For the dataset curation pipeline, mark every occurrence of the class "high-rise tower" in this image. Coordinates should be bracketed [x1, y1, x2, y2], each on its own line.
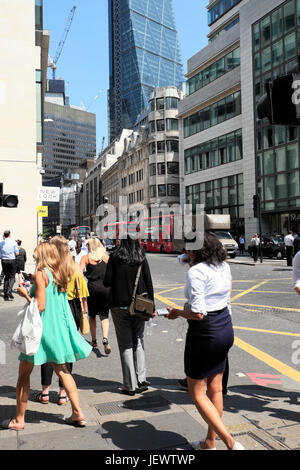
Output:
[108, 0, 183, 143]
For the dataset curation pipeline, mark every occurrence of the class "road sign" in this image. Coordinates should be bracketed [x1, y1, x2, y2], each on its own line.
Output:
[37, 186, 60, 202]
[37, 206, 48, 217]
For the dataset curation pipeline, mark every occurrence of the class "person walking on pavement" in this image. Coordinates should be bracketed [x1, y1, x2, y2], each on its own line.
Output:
[35, 236, 90, 406]
[15, 240, 27, 275]
[250, 233, 260, 262]
[166, 232, 244, 450]
[284, 231, 294, 267]
[103, 236, 155, 396]
[80, 238, 112, 355]
[239, 235, 245, 255]
[0, 230, 19, 301]
[1, 242, 92, 431]
[74, 241, 86, 265]
[69, 236, 76, 260]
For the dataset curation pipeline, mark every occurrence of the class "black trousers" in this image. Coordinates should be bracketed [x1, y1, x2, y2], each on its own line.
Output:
[1, 260, 16, 296]
[40, 298, 81, 389]
[286, 246, 294, 266]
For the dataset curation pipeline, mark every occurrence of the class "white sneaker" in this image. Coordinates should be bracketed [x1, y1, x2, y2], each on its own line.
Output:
[191, 441, 216, 450]
[231, 441, 245, 450]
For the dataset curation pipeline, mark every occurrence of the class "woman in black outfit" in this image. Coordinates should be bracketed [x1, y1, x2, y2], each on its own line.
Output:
[103, 237, 154, 396]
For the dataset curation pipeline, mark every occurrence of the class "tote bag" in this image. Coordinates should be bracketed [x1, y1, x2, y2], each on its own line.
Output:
[11, 298, 43, 356]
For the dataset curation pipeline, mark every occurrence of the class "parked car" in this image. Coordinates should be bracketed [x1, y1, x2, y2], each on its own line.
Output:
[248, 235, 286, 259]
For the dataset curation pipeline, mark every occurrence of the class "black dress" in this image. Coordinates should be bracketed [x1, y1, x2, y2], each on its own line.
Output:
[86, 261, 111, 319]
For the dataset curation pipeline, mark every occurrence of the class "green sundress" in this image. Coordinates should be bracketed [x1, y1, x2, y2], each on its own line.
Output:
[19, 268, 92, 365]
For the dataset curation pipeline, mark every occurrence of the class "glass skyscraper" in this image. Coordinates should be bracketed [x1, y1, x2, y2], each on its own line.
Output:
[108, 0, 183, 143]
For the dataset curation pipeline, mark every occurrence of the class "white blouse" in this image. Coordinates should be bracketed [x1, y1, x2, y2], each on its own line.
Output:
[184, 261, 232, 316]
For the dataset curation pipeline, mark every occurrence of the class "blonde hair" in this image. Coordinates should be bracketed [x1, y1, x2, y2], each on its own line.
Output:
[33, 242, 69, 292]
[87, 238, 107, 262]
[50, 235, 79, 281]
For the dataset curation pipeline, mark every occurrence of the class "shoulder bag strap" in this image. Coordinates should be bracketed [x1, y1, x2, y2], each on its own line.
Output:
[131, 265, 142, 304]
[74, 275, 84, 313]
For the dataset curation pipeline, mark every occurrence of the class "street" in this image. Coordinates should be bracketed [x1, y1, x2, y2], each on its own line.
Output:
[1, 253, 300, 451]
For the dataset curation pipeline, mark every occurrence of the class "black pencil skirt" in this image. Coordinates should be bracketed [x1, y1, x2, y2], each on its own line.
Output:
[184, 306, 234, 380]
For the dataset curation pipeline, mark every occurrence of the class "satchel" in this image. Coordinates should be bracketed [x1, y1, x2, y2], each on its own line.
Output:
[11, 298, 43, 356]
[75, 275, 90, 335]
[128, 265, 154, 321]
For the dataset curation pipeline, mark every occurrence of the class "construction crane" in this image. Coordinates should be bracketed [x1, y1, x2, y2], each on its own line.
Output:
[48, 6, 77, 80]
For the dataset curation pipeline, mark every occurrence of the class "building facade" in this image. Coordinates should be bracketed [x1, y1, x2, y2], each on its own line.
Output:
[179, 0, 300, 244]
[0, 0, 49, 257]
[108, 0, 184, 143]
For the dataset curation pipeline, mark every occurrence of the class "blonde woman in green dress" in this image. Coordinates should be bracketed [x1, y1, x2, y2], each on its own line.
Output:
[1, 242, 92, 431]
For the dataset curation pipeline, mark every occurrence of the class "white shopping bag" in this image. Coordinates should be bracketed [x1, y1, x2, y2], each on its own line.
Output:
[11, 299, 43, 356]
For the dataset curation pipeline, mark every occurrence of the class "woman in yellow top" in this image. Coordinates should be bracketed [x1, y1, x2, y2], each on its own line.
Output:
[35, 236, 90, 406]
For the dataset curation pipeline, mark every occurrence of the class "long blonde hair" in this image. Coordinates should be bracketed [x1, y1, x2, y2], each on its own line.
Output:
[87, 237, 108, 262]
[50, 235, 79, 281]
[33, 242, 69, 292]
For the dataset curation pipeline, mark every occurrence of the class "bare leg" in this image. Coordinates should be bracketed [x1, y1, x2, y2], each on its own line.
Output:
[203, 374, 224, 448]
[13, 360, 34, 428]
[101, 317, 109, 340]
[89, 317, 97, 343]
[187, 376, 235, 450]
[51, 363, 84, 421]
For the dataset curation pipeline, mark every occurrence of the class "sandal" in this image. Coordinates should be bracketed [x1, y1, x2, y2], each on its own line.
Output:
[35, 392, 49, 404]
[57, 396, 69, 406]
[65, 416, 87, 428]
[91, 340, 98, 349]
[1, 418, 25, 431]
[102, 338, 111, 355]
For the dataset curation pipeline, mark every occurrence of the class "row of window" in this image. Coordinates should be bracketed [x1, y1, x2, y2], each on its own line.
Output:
[149, 118, 179, 133]
[149, 162, 179, 176]
[121, 169, 144, 188]
[148, 140, 179, 155]
[208, 0, 241, 25]
[149, 96, 179, 112]
[209, 17, 240, 43]
[184, 129, 242, 175]
[129, 190, 144, 204]
[186, 47, 240, 96]
[150, 184, 180, 198]
[184, 91, 241, 138]
[186, 174, 244, 219]
[258, 171, 300, 211]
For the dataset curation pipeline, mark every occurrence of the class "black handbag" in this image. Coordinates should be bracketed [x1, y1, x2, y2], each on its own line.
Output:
[128, 265, 154, 321]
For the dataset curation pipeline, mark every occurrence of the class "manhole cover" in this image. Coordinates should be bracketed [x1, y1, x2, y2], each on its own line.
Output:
[95, 394, 170, 416]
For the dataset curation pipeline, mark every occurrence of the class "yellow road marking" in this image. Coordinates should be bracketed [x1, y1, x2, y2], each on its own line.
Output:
[156, 286, 185, 296]
[230, 280, 270, 302]
[233, 326, 300, 337]
[234, 337, 300, 384]
[154, 293, 182, 309]
[232, 302, 300, 312]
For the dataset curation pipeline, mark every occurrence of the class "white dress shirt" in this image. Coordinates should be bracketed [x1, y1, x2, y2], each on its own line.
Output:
[284, 234, 294, 247]
[184, 261, 232, 316]
[293, 251, 300, 288]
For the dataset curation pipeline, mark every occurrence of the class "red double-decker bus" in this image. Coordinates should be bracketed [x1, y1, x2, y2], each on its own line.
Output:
[70, 226, 91, 241]
[141, 214, 176, 253]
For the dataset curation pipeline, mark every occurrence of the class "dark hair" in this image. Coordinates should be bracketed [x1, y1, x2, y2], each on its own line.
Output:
[16, 240, 22, 246]
[191, 232, 227, 267]
[3, 230, 10, 238]
[112, 236, 145, 266]
[76, 241, 82, 253]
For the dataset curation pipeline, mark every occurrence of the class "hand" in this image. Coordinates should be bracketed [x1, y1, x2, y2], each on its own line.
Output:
[165, 307, 180, 320]
[17, 284, 30, 299]
[152, 311, 157, 317]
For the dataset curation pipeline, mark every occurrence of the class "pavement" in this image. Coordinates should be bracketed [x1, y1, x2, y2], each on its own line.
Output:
[0, 257, 300, 453]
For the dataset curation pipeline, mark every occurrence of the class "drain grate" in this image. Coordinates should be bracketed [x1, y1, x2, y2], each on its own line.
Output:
[95, 394, 170, 416]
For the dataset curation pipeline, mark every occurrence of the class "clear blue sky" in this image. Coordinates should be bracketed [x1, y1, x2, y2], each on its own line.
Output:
[43, 0, 209, 153]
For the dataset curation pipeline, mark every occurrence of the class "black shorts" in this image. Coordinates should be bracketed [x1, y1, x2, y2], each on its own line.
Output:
[87, 294, 110, 320]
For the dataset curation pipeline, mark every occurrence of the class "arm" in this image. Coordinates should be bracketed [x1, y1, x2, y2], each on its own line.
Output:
[142, 258, 154, 301]
[166, 308, 204, 321]
[17, 271, 47, 312]
[79, 254, 88, 273]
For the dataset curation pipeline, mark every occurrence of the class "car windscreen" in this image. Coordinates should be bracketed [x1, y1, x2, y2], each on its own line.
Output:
[213, 231, 233, 240]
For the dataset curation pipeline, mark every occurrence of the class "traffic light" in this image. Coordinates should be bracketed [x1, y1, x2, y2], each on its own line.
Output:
[257, 73, 300, 125]
[253, 195, 260, 218]
[0, 183, 19, 208]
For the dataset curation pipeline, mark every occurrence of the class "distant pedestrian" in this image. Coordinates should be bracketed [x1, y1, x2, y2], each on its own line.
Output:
[0, 230, 19, 301]
[15, 240, 27, 275]
[166, 232, 244, 450]
[80, 238, 112, 355]
[74, 241, 86, 265]
[69, 236, 76, 259]
[239, 235, 245, 255]
[284, 231, 294, 267]
[1, 242, 91, 431]
[103, 236, 155, 395]
[250, 233, 260, 262]
[81, 237, 89, 254]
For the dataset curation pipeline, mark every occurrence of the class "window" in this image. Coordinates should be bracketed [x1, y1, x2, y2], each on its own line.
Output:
[166, 119, 178, 131]
[150, 99, 155, 111]
[150, 185, 156, 197]
[166, 140, 179, 152]
[149, 121, 155, 133]
[35, 0, 43, 30]
[166, 97, 179, 109]
[157, 141, 165, 153]
[167, 162, 179, 174]
[157, 163, 166, 175]
[156, 120, 165, 132]
[167, 184, 179, 197]
[158, 184, 166, 197]
[156, 98, 164, 110]
[149, 164, 156, 176]
[149, 142, 156, 154]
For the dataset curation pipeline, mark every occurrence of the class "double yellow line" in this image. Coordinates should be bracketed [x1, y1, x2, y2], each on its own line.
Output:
[155, 279, 300, 385]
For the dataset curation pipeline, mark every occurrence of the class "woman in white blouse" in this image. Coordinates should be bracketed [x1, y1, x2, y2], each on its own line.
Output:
[166, 232, 244, 451]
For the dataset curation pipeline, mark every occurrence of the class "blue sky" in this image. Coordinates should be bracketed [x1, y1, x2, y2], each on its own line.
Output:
[43, 0, 209, 153]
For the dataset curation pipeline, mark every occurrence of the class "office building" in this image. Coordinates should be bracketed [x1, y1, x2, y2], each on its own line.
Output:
[179, 0, 300, 244]
[0, 0, 49, 257]
[108, 0, 184, 143]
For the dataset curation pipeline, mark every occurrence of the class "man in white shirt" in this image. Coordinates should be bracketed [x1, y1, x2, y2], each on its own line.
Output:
[0, 230, 19, 301]
[68, 237, 76, 259]
[284, 231, 294, 267]
[293, 250, 300, 296]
